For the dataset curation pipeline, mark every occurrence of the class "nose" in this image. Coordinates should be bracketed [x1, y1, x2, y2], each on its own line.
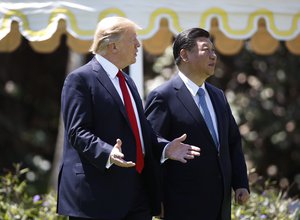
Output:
[135, 38, 141, 48]
[210, 50, 217, 59]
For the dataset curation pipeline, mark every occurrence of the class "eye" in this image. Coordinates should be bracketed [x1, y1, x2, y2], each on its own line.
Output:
[203, 47, 215, 54]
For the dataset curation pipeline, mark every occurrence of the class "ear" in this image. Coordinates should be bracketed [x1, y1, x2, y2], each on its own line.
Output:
[180, 49, 189, 62]
[108, 42, 118, 53]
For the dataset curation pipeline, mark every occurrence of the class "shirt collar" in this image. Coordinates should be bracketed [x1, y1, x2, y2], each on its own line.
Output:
[178, 71, 207, 97]
[95, 54, 119, 79]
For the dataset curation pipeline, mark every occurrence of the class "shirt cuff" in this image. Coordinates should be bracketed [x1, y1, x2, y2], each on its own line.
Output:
[160, 143, 169, 163]
[106, 154, 113, 169]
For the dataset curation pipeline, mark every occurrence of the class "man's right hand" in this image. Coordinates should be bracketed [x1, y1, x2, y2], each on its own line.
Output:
[110, 139, 136, 168]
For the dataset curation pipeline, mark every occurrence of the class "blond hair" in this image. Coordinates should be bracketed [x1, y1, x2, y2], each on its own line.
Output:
[89, 17, 141, 55]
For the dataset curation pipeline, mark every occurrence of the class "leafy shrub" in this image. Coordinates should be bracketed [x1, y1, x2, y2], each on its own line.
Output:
[0, 164, 66, 220]
[232, 191, 300, 219]
[1, 164, 299, 220]
[232, 179, 300, 220]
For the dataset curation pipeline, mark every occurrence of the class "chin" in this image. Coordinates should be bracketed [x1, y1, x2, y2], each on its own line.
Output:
[206, 72, 215, 78]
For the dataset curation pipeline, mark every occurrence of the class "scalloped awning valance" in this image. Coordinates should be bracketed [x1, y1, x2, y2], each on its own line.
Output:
[1, 0, 300, 55]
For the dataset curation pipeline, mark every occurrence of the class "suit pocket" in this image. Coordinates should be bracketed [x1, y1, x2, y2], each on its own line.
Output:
[73, 163, 84, 175]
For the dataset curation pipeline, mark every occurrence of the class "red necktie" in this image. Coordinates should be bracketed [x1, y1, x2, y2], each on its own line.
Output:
[117, 70, 144, 173]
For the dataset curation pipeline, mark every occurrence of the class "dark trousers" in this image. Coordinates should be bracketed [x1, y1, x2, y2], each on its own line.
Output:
[69, 200, 151, 220]
[69, 174, 151, 220]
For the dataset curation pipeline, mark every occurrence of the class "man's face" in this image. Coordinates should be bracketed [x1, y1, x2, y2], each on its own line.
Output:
[116, 27, 140, 68]
[185, 37, 217, 78]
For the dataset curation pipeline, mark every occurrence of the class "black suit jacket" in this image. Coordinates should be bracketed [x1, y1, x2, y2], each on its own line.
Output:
[57, 57, 166, 218]
[145, 75, 249, 220]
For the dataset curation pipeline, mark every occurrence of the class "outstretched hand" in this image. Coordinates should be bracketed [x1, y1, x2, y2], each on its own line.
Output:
[110, 139, 136, 168]
[166, 134, 201, 163]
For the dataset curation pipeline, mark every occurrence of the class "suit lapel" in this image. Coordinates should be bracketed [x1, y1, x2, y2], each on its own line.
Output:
[91, 58, 130, 125]
[173, 76, 213, 140]
[92, 61, 147, 150]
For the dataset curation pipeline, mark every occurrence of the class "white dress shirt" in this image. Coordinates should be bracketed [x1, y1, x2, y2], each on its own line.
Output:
[95, 55, 145, 168]
[161, 72, 220, 163]
[178, 71, 219, 141]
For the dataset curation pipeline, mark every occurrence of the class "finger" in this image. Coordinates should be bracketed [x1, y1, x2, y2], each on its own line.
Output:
[113, 157, 136, 167]
[184, 154, 195, 160]
[111, 145, 124, 158]
[237, 193, 245, 204]
[238, 197, 245, 204]
[190, 145, 201, 151]
[188, 150, 201, 156]
[112, 151, 124, 159]
[115, 138, 122, 149]
[240, 193, 249, 203]
[237, 195, 243, 204]
[120, 161, 136, 167]
[176, 133, 187, 142]
[178, 157, 187, 163]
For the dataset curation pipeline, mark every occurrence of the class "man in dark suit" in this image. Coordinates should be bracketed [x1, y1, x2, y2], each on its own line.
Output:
[145, 28, 250, 220]
[57, 17, 200, 220]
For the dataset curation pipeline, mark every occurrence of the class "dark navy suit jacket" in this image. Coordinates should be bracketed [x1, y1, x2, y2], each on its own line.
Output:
[57, 57, 166, 218]
[145, 75, 249, 220]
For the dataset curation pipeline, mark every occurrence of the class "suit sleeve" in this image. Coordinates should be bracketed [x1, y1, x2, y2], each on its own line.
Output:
[225, 98, 250, 192]
[61, 72, 113, 172]
[145, 90, 171, 157]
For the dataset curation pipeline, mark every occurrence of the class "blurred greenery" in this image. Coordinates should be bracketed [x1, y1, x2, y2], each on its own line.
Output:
[216, 42, 300, 197]
[0, 37, 68, 193]
[1, 165, 299, 220]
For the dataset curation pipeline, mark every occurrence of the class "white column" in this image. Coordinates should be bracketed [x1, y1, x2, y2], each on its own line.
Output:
[129, 44, 144, 100]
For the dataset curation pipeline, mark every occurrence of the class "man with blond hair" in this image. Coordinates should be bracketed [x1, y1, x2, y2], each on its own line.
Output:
[57, 17, 200, 220]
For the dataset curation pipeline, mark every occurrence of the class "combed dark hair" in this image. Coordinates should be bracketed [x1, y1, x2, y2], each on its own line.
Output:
[173, 28, 210, 65]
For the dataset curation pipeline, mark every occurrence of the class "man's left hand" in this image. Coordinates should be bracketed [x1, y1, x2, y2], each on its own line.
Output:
[166, 134, 201, 163]
[235, 188, 250, 205]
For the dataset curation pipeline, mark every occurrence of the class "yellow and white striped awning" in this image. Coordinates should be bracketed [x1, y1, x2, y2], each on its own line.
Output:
[1, 0, 300, 55]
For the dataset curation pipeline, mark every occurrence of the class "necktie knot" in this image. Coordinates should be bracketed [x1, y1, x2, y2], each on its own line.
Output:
[117, 70, 124, 79]
[197, 87, 205, 96]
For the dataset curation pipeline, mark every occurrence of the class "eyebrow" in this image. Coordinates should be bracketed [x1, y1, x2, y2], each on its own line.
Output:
[201, 43, 214, 48]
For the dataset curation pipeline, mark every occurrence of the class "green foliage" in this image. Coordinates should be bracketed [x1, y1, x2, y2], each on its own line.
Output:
[1, 165, 300, 220]
[232, 187, 300, 220]
[0, 164, 66, 220]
